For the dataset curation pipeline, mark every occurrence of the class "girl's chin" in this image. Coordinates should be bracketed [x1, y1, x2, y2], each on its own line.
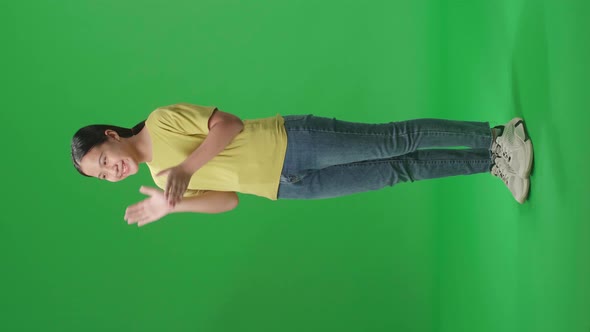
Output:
[124, 159, 138, 177]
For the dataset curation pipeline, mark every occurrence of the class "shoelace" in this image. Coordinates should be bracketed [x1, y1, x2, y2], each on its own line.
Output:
[491, 163, 509, 185]
[492, 139, 512, 162]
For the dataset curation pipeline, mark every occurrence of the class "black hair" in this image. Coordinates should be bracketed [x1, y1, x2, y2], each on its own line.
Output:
[71, 121, 146, 177]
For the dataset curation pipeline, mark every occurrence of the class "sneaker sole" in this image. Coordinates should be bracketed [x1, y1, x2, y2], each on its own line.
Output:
[516, 176, 530, 204]
[514, 119, 534, 178]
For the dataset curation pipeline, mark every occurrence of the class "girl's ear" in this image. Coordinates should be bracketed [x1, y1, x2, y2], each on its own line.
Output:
[104, 129, 120, 140]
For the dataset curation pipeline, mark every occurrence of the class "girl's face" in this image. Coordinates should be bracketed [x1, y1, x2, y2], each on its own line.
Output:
[79, 131, 139, 182]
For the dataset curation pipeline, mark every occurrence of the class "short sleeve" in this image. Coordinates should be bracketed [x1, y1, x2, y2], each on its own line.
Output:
[150, 174, 208, 198]
[183, 189, 210, 197]
[149, 103, 217, 135]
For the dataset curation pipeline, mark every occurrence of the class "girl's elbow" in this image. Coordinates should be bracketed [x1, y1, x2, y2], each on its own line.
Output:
[225, 192, 239, 212]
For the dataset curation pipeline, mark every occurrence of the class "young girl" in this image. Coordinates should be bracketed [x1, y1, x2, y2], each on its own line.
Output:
[71, 103, 534, 227]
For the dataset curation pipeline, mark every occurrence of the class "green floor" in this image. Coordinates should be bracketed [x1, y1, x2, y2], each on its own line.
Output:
[2, 0, 588, 331]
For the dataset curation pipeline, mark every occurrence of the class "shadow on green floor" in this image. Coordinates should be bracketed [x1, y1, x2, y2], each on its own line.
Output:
[511, 0, 570, 203]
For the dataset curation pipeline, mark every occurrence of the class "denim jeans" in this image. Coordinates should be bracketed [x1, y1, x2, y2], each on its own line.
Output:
[277, 114, 494, 200]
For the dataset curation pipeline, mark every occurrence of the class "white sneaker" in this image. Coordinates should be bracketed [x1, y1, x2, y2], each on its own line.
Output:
[491, 157, 530, 204]
[491, 117, 534, 178]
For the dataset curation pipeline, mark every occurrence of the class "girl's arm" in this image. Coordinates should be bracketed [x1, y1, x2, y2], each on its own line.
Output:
[181, 109, 244, 173]
[125, 188, 238, 227]
[158, 109, 244, 207]
[170, 191, 239, 214]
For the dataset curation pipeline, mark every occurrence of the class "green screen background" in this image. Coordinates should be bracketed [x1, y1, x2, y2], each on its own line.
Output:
[2, 0, 589, 331]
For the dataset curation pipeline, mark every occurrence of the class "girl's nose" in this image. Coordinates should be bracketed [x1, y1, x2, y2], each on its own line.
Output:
[109, 164, 119, 179]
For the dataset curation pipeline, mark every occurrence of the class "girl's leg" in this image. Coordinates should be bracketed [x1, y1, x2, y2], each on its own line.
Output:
[277, 148, 492, 200]
[282, 115, 494, 174]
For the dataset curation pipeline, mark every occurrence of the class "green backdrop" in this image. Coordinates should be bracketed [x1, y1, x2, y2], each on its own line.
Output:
[2, 0, 589, 331]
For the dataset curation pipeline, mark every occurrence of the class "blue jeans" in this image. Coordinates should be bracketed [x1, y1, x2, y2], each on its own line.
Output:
[277, 115, 494, 200]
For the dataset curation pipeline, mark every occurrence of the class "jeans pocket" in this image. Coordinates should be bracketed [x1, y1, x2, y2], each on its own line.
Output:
[280, 173, 299, 184]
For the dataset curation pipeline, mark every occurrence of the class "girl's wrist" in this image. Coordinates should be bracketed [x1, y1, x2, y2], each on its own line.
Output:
[179, 161, 197, 174]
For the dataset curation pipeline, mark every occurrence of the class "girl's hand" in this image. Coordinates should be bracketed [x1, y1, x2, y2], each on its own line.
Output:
[125, 186, 173, 227]
[156, 164, 194, 208]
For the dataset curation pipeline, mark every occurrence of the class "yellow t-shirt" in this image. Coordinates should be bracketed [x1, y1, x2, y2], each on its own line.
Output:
[144, 103, 288, 200]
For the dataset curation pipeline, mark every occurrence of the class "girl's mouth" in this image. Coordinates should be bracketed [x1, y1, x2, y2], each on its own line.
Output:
[121, 161, 127, 177]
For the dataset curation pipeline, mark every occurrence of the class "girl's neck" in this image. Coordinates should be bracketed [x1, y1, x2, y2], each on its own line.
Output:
[131, 126, 153, 163]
